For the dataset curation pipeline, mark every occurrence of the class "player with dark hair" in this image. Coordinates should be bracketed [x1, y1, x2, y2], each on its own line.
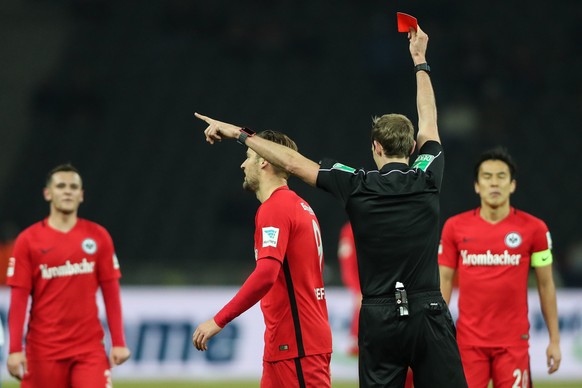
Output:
[195, 24, 467, 388]
[439, 147, 561, 387]
[6, 163, 131, 387]
[193, 131, 332, 388]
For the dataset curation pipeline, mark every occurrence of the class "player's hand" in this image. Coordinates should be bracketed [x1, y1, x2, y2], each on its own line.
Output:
[7, 352, 27, 381]
[546, 341, 561, 374]
[110, 346, 131, 366]
[408, 25, 428, 65]
[195, 112, 242, 144]
[192, 318, 223, 351]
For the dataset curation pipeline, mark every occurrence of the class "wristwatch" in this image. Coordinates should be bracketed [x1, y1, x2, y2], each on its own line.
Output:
[414, 63, 431, 74]
[237, 127, 256, 145]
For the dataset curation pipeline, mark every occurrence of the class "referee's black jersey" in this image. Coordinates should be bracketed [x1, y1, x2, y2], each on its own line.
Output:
[317, 141, 444, 297]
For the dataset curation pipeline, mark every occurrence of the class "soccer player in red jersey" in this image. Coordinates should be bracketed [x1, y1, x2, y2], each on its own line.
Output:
[192, 131, 332, 388]
[439, 148, 561, 388]
[6, 164, 131, 387]
[337, 222, 361, 357]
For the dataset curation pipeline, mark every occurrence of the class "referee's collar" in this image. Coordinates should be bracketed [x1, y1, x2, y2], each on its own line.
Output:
[379, 162, 410, 173]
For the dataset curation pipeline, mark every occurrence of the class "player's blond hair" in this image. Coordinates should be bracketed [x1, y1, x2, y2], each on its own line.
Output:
[257, 130, 298, 179]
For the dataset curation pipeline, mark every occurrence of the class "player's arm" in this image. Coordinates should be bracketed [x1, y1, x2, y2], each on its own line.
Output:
[193, 258, 281, 351]
[7, 286, 30, 380]
[534, 264, 561, 374]
[408, 26, 439, 149]
[195, 113, 320, 186]
[100, 279, 131, 366]
[438, 219, 458, 305]
[439, 265, 456, 305]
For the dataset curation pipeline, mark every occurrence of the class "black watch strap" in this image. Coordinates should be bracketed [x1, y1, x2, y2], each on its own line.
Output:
[414, 63, 431, 74]
[237, 127, 256, 145]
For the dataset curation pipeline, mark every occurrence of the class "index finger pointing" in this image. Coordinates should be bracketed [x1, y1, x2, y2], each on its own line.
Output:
[194, 112, 211, 123]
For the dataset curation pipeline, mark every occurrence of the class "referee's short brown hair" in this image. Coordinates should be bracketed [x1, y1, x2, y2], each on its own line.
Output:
[371, 114, 415, 158]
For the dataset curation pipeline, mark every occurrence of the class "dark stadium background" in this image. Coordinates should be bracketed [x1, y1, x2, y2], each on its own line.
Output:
[1, 0, 581, 287]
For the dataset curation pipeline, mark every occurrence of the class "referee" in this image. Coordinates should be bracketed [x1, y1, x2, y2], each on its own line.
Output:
[196, 24, 467, 387]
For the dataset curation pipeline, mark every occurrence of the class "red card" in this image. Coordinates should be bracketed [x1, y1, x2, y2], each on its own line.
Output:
[397, 12, 418, 33]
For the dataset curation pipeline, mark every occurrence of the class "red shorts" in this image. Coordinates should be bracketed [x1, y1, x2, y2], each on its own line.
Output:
[459, 345, 531, 388]
[23, 351, 111, 388]
[261, 353, 331, 388]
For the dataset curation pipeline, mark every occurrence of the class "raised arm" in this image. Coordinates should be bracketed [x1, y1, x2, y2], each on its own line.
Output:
[408, 26, 439, 149]
[195, 113, 320, 186]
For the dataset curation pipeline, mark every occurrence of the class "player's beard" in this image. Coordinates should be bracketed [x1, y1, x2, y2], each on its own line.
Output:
[242, 176, 259, 193]
[243, 179, 259, 193]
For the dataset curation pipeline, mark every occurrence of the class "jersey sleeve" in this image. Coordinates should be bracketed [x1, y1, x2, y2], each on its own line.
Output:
[6, 233, 33, 290]
[96, 227, 121, 281]
[438, 217, 459, 269]
[8, 286, 29, 353]
[530, 219, 553, 268]
[316, 159, 361, 205]
[411, 141, 444, 191]
[100, 279, 126, 346]
[214, 258, 281, 327]
[254, 201, 291, 263]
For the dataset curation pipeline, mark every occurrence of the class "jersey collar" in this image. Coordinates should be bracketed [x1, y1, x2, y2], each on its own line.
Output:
[379, 162, 409, 173]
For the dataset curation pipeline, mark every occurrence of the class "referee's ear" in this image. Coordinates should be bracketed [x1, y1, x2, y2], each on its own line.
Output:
[372, 140, 383, 157]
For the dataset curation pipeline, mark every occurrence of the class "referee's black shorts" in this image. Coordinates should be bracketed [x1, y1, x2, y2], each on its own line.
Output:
[359, 290, 468, 388]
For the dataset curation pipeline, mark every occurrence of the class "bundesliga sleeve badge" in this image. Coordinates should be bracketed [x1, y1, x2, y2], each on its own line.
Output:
[7, 257, 15, 277]
[262, 227, 280, 248]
